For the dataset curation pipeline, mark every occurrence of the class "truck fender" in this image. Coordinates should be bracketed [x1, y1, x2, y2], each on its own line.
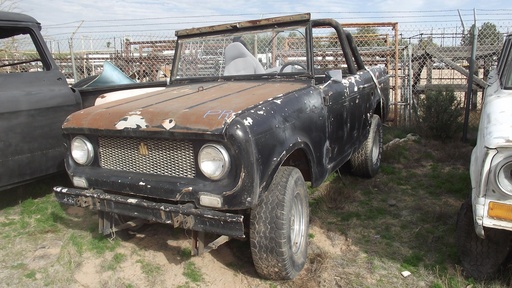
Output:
[258, 141, 314, 200]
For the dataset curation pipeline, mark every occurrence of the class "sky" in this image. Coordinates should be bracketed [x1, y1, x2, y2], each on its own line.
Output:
[6, 0, 512, 39]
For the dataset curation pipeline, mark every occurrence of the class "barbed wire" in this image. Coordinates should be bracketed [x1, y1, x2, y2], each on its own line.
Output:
[42, 9, 509, 38]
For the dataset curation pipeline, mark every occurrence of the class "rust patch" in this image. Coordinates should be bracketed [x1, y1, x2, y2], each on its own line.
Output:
[175, 13, 310, 37]
[63, 81, 308, 133]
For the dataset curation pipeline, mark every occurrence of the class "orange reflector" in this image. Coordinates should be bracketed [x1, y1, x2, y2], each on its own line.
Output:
[488, 202, 512, 221]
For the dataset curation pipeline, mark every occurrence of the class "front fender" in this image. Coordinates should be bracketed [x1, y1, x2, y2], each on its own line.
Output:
[471, 146, 497, 238]
[238, 87, 328, 201]
[223, 118, 260, 208]
[260, 141, 316, 195]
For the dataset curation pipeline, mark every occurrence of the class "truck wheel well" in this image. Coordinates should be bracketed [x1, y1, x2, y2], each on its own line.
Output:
[374, 100, 383, 119]
[282, 149, 312, 182]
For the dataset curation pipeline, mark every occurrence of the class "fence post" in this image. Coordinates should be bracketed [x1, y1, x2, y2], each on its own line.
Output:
[69, 38, 77, 83]
[68, 21, 84, 84]
[462, 9, 478, 142]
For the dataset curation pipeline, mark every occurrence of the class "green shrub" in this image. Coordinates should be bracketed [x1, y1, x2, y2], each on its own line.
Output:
[417, 89, 463, 141]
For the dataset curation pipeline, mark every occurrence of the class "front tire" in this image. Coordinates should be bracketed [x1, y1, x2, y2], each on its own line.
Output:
[250, 166, 309, 280]
[350, 114, 382, 178]
[456, 199, 512, 280]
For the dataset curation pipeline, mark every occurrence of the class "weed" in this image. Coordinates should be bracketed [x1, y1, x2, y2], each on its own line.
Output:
[402, 252, 425, 270]
[23, 270, 37, 280]
[179, 247, 192, 261]
[417, 89, 463, 141]
[67, 232, 86, 255]
[337, 211, 362, 222]
[379, 164, 398, 176]
[104, 252, 126, 271]
[382, 144, 410, 164]
[88, 234, 120, 255]
[64, 230, 120, 258]
[303, 245, 330, 283]
[136, 259, 162, 278]
[11, 262, 26, 269]
[1, 193, 68, 240]
[183, 261, 203, 283]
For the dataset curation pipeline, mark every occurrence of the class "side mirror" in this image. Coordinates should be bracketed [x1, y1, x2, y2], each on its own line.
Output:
[325, 70, 343, 82]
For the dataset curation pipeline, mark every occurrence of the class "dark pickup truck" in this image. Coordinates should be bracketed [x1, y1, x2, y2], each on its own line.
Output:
[0, 11, 166, 190]
[53, 13, 390, 280]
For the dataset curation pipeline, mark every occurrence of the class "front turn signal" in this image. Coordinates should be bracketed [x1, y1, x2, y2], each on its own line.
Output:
[488, 201, 512, 222]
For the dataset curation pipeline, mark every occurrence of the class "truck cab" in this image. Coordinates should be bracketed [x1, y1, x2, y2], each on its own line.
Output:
[0, 12, 168, 190]
[0, 12, 82, 189]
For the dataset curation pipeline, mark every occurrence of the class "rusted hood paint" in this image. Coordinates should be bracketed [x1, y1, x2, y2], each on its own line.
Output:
[63, 80, 308, 134]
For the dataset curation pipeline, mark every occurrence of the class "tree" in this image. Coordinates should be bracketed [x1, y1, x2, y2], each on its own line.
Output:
[461, 22, 503, 47]
[354, 27, 384, 47]
[356, 27, 379, 36]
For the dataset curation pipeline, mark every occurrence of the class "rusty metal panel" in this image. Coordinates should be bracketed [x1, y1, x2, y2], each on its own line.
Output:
[176, 13, 310, 37]
[63, 81, 307, 133]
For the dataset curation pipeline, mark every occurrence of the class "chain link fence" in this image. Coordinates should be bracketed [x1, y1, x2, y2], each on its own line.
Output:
[3, 17, 512, 132]
[397, 21, 508, 133]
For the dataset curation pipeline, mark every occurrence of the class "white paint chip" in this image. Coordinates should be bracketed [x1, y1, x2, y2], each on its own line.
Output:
[244, 117, 253, 126]
[115, 115, 149, 129]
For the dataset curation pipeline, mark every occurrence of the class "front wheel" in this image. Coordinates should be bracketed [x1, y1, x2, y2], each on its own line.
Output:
[250, 166, 309, 280]
[350, 114, 382, 178]
[456, 199, 512, 280]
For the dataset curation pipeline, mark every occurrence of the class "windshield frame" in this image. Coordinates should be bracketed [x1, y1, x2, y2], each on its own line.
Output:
[170, 21, 313, 83]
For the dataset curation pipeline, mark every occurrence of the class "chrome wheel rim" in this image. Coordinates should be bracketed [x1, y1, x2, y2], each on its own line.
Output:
[290, 191, 306, 254]
[371, 127, 381, 165]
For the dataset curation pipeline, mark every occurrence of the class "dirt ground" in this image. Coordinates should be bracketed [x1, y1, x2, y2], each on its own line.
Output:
[23, 206, 357, 288]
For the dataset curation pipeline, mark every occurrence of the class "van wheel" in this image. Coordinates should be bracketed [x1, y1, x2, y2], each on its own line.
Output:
[456, 199, 512, 280]
[250, 166, 309, 280]
[350, 114, 382, 178]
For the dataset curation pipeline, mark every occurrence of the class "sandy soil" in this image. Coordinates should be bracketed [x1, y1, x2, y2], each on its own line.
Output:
[23, 206, 355, 288]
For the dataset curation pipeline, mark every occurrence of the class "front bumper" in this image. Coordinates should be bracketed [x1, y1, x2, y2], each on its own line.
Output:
[53, 186, 245, 238]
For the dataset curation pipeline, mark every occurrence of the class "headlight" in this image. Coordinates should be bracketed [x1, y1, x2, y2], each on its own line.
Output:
[198, 143, 230, 180]
[70, 136, 94, 165]
[496, 160, 512, 195]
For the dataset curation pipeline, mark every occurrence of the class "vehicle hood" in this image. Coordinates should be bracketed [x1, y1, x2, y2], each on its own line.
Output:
[63, 80, 308, 134]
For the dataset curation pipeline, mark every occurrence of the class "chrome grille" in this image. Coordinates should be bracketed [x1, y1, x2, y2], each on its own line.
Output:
[98, 137, 196, 178]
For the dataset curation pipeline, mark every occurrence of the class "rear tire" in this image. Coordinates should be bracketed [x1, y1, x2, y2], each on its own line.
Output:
[250, 166, 309, 280]
[456, 199, 512, 280]
[350, 114, 382, 178]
